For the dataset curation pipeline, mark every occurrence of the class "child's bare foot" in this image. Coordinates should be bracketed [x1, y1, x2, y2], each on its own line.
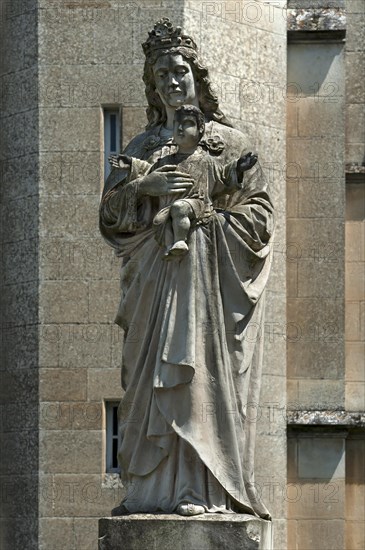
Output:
[163, 240, 189, 261]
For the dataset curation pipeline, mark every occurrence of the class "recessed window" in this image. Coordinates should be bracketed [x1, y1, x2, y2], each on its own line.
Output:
[103, 109, 121, 181]
[105, 401, 120, 473]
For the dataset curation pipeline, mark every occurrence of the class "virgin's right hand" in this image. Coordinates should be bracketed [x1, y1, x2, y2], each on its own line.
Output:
[138, 165, 194, 197]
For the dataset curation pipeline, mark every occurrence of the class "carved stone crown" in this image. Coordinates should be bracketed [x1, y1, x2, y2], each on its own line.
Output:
[142, 18, 197, 57]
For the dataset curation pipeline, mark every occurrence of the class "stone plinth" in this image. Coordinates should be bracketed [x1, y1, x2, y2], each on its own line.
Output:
[98, 514, 272, 550]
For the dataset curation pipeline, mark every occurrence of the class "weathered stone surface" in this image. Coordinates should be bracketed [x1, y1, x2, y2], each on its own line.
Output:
[288, 43, 345, 97]
[346, 482, 365, 521]
[346, 10, 365, 52]
[289, 479, 345, 520]
[40, 196, 100, 239]
[201, 20, 257, 82]
[346, 519, 365, 550]
[122, 107, 148, 150]
[0, 475, 39, 521]
[40, 368, 87, 402]
[2, 239, 38, 285]
[345, 222, 365, 263]
[287, 430, 348, 549]
[0, 324, 39, 371]
[0, 67, 38, 117]
[346, 184, 365, 220]
[346, 436, 365, 535]
[38, 7, 99, 66]
[298, 436, 345, 478]
[58, 323, 115, 369]
[42, 151, 102, 196]
[346, 343, 365, 381]
[39, 474, 125, 519]
[287, 409, 365, 427]
[40, 401, 103, 431]
[254, 436, 287, 519]
[98, 515, 273, 550]
[0, 153, 38, 202]
[296, 519, 345, 549]
[287, 218, 344, 261]
[0, 518, 38, 550]
[346, 382, 365, 411]
[346, 52, 365, 105]
[39, 107, 100, 152]
[287, 137, 344, 180]
[263, 338, 286, 377]
[298, 98, 344, 137]
[40, 281, 88, 323]
[287, 8, 346, 31]
[287, 297, 344, 380]
[0, 431, 38, 474]
[297, 379, 345, 410]
[258, 374, 287, 435]
[287, 261, 298, 297]
[346, 263, 365, 301]
[39, 518, 75, 550]
[287, 519, 297, 550]
[40, 430, 103, 474]
[74, 518, 99, 550]
[89, 281, 121, 323]
[288, 1, 345, 7]
[38, 238, 119, 282]
[346, 301, 363, 341]
[87, 368, 123, 401]
[1, 281, 38, 324]
[297, 258, 344, 298]
[346, 104, 365, 145]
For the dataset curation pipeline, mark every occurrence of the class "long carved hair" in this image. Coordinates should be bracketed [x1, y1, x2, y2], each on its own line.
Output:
[143, 46, 233, 129]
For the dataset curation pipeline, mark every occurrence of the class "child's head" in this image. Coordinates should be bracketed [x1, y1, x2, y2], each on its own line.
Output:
[173, 105, 205, 151]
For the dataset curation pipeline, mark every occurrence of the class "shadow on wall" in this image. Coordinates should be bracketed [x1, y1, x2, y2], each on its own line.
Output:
[288, 43, 344, 98]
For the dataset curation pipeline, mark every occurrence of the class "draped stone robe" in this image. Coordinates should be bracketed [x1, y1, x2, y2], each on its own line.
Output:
[99, 120, 274, 518]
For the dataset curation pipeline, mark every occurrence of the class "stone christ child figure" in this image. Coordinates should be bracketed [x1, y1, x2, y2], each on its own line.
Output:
[154, 104, 259, 259]
[100, 18, 274, 518]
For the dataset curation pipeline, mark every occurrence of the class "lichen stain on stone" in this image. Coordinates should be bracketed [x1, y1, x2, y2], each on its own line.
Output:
[287, 409, 365, 427]
[288, 8, 346, 31]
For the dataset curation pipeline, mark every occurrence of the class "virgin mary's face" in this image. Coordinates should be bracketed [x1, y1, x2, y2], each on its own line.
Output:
[153, 54, 199, 109]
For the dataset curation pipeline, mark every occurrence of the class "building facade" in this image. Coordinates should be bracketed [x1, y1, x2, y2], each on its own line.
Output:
[0, 1, 363, 548]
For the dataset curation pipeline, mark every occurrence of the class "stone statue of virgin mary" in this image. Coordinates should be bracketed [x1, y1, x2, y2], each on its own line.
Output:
[99, 18, 274, 519]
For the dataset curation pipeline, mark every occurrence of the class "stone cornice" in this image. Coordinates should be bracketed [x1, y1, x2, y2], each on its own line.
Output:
[287, 7, 346, 32]
[287, 410, 365, 428]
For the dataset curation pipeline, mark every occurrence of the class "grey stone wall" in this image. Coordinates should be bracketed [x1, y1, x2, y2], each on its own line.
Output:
[1, 1, 287, 548]
[288, 429, 347, 549]
[345, 0, 364, 412]
[1, 1, 361, 548]
[286, 37, 346, 409]
[286, 1, 365, 549]
[285, 32, 347, 546]
[345, 183, 365, 411]
[0, 1, 40, 548]
[37, 1, 128, 546]
[346, 0, 365, 172]
[344, 6, 365, 546]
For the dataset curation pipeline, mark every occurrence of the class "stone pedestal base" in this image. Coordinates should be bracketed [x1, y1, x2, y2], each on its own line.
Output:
[98, 514, 272, 550]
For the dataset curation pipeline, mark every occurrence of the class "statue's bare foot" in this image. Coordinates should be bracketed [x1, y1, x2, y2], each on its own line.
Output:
[164, 241, 189, 261]
[176, 503, 205, 516]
